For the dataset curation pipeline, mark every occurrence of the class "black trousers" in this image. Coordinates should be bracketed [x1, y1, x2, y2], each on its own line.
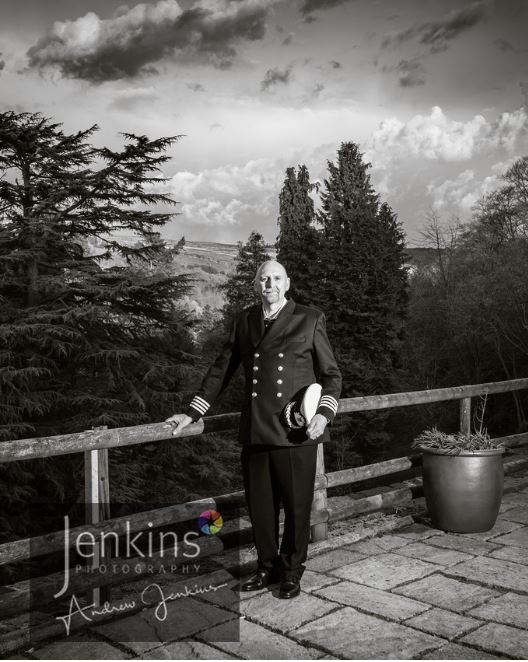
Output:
[241, 443, 318, 581]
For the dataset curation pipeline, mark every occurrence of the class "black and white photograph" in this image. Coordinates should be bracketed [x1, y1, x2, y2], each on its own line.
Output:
[1, 0, 528, 659]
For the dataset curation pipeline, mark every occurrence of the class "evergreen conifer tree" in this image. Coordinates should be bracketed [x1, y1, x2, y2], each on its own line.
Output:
[0, 111, 195, 441]
[276, 165, 320, 305]
[0, 111, 201, 532]
[315, 142, 408, 457]
[376, 202, 409, 368]
[221, 230, 270, 321]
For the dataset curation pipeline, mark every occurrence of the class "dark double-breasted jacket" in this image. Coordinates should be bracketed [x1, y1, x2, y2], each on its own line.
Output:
[186, 298, 342, 446]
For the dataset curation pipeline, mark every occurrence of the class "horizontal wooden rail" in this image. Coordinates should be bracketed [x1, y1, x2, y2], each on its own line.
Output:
[495, 431, 528, 449]
[336, 377, 528, 413]
[0, 414, 240, 464]
[1, 378, 527, 463]
[324, 455, 422, 489]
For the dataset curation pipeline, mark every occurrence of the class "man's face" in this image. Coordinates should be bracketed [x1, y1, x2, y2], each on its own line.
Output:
[255, 262, 290, 305]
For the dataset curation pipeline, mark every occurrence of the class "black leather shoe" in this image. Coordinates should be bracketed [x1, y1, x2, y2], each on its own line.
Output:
[279, 577, 301, 599]
[240, 569, 270, 592]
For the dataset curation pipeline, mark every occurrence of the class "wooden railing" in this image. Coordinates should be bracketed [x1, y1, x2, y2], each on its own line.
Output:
[1, 377, 528, 618]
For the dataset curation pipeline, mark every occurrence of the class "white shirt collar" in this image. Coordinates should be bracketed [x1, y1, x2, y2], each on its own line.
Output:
[262, 297, 287, 320]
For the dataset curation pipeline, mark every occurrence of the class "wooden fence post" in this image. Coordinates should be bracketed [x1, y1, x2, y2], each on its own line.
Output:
[460, 397, 472, 435]
[311, 442, 328, 542]
[84, 425, 110, 606]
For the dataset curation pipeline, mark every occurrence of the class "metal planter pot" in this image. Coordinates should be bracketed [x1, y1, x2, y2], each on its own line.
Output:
[420, 447, 505, 533]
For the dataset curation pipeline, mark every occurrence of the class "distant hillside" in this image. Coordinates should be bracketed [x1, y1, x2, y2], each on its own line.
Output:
[175, 243, 437, 311]
[81, 236, 435, 313]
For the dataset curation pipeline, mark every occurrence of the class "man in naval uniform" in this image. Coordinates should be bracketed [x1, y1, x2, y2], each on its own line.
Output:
[166, 260, 341, 599]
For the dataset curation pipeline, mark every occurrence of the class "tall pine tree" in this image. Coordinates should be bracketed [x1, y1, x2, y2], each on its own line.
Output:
[276, 165, 320, 305]
[376, 202, 409, 370]
[315, 142, 408, 457]
[0, 110, 195, 440]
[0, 111, 198, 531]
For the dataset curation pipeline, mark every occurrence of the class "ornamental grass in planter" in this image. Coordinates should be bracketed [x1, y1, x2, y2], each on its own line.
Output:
[412, 427, 505, 533]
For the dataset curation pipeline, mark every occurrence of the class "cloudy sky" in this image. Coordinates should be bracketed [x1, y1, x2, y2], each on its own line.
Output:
[1, 0, 527, 245]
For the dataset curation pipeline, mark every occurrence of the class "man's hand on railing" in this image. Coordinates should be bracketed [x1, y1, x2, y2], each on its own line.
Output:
[164, 413, 194, 437]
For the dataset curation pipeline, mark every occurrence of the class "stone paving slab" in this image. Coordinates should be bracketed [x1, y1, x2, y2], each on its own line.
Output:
[392, 541, 474, 566]
[445, 554, 528, 592]
[403, 607, 483, 640]
[140, 641, 236, 659]
[461, 622, 528, 659]
[193, 583, 244, 611]
[306, 548, 366, 572]
[422, 642, 500, 659]
[391, 523, 438, 541]
[423, 533, 502, 556]
[291, 606, 444, 659]
[488, 544, 528, 565]
[344, 535, 410, 555]
[455, 518, 524, 541]
[94, 598, 237, 655]
[306, 514, 414, 559]
[501, 492, 528, 507]
[499, 500, 517, 513]
[499, 505, 528, 524]
[491, 525, 528, 548]
[504, 475, 528, 492]
[300, 570, 341, 594]
[393, 573, 500, 612]
[192, 576, 265, 611]
[329, 552, 437, 590]
[198, 618, 324, 659]
[468, 592, 528, 630]
[240, 590, 336, 633]
[313, 579, 430, 621]
[31, 633, 129, 659]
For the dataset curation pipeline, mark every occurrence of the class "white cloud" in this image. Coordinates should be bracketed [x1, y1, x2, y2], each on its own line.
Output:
[368, 106, 528, 164]
[180, 198, 257, 226]
[427, 157, 520, 213]
[156, 108, 526, 243]
[165, 157, 285, 233]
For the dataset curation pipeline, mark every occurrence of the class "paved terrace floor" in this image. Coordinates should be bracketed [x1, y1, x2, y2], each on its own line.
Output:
[7, 467, 528, 661]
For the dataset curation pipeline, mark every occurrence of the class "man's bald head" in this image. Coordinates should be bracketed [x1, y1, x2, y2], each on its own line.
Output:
[254, 260, 290, 305]
[255, 260, 288, 282]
